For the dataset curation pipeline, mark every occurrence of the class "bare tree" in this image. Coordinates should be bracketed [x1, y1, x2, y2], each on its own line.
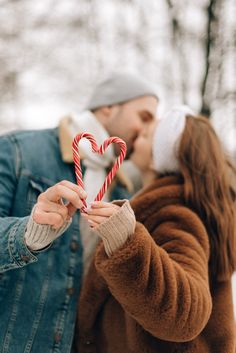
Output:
[200, 0, 218, 117]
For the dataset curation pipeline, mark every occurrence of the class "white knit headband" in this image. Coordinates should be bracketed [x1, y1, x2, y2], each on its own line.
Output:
[152, 105, 195, 174]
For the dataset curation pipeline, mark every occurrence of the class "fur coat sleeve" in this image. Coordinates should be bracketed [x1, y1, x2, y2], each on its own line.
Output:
[94, 203, 212, 342]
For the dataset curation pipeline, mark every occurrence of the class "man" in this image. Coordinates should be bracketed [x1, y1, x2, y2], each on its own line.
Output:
[0, 72, 158, 353]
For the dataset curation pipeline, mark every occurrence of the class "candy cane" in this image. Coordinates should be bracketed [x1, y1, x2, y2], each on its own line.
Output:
[72, 133, 127, 212]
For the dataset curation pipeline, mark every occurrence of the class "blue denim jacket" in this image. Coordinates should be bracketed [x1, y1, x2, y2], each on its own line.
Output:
[0, 128, 130, 353]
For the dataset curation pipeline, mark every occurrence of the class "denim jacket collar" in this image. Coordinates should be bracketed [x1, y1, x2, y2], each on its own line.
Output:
[59, 115, 80, 163]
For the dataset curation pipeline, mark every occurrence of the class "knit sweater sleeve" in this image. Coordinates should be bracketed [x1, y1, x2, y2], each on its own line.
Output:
[94, 204, 212, 342]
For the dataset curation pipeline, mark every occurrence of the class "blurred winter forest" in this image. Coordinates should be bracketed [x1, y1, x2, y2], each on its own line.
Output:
[0, 0, 235, 158]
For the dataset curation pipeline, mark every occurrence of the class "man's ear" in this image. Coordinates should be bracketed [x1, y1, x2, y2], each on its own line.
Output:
[99, 106, 112, 117]
[93, 106, 114, 126]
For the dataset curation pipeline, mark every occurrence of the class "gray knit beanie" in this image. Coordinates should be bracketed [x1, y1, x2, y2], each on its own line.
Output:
[85, 72, 159, 110]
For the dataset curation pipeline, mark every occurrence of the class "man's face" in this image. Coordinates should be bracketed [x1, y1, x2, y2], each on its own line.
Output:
[105, 96, 158, 157]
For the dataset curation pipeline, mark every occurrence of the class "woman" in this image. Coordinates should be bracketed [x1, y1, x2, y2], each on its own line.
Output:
[76, 106, 236, 353]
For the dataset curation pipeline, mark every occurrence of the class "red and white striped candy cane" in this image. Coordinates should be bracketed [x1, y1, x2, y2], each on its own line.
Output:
[72, 132, 127, 212]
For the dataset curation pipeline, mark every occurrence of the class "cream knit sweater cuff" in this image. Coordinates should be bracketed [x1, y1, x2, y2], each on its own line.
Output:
[24, 207, 72, 251]
[95, 200, 136, 257]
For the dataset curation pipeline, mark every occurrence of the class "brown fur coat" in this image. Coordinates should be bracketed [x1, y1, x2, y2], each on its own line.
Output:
[76, 176, 235, 353]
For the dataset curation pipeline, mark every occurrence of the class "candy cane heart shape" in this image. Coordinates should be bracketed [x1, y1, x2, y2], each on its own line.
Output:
[72, 132, 127, 212]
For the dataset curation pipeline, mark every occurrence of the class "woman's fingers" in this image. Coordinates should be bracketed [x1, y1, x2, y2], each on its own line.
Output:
[82, 202, 120, 228]
[85, 204, 119, 217]
[87, 219, 100, 228]
[82, 213, 108, 225]
[90, 201, 115, 209]
[88, 202, 120, 215]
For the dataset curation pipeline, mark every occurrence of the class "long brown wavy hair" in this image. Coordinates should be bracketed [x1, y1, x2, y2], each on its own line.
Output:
[178, 115, 236, 281]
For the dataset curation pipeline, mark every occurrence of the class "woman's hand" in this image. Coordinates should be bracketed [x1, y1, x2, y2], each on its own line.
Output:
[33, 180, 87, 229]
[81, 201, 120, 228]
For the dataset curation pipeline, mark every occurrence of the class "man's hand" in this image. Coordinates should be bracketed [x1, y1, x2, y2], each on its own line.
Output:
[33, 180, 87, 229]
[81, 201, 120, 228]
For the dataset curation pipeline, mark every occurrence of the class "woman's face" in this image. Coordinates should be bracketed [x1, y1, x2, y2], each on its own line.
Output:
[130, 120, 157, 172]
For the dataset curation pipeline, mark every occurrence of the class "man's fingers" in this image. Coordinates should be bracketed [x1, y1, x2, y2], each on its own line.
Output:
[66, 203, 77, 217]
[33, 208, 65, 229]
[32, 180, 87, 228]
[37, 200, 69, 221]
[39, 183, 85, 209]
[58, 180, 87, 199]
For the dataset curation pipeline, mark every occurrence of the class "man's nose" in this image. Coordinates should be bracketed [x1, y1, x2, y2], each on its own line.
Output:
[136, 121, 145, 133]
[140, 124, 149, 135]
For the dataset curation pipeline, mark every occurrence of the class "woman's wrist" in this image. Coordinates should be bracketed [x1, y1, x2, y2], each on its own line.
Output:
[95, 200, 136, 256]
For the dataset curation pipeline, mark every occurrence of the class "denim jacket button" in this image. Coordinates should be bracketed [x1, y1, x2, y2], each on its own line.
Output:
[21, 255, 30, 263]
[54, 333, 61, 343]
[67, 287, 75, 295]
[70, 241, 79, 251]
